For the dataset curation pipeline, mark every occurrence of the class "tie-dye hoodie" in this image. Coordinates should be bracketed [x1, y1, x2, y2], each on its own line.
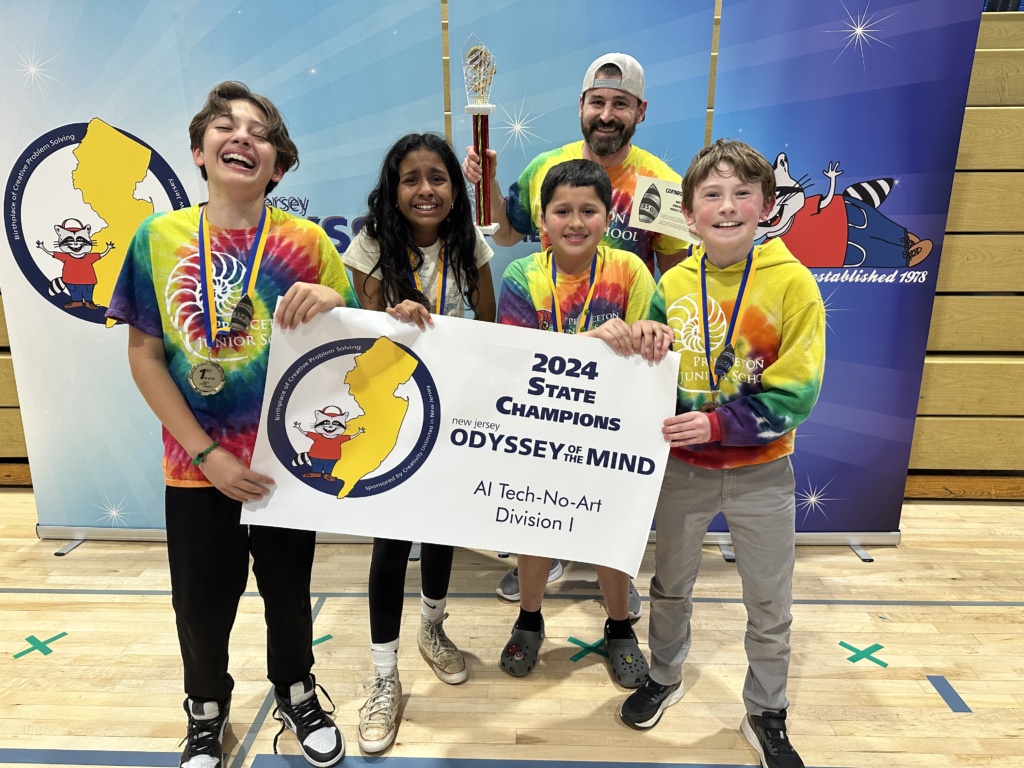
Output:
[497, 245, 654, 332]
[506, 141, 690, 273]
[107, 205, 357, 487]
[649, 238, 825, 470]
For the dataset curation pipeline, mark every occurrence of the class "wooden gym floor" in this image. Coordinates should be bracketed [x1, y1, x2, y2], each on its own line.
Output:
[0, 488, 1021, 768]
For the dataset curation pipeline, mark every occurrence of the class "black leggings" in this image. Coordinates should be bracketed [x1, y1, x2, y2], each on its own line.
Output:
[368, 538, 454, 643]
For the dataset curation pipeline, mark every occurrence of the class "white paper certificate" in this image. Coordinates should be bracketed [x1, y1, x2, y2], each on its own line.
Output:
[628, 176, 699, 244]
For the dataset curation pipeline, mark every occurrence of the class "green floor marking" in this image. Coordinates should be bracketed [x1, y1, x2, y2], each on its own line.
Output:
[312, 634, 332, 647]
[839, 640, 888, 667]
[568, 635, 609, 662]
[13, 632, 68, 659]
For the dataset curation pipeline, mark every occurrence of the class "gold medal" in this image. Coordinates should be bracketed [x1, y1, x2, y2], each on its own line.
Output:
[699, 400, 720, 413]
[188, 360, 226, 396]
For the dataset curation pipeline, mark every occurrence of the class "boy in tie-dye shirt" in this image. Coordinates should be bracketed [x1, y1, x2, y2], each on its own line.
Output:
[107, 81, 350, 768]
[619, 140, 824, 768]
[495, 158, 672, 691]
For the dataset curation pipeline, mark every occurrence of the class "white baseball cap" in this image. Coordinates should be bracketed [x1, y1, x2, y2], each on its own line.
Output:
[581, 53, 645, 101]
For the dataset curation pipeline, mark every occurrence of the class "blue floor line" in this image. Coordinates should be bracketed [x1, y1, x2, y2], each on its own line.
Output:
[250, 758, 775, 768]
[228, 596, 329, 768]
[0, 748, 178, 766]
[927, 674, 972, 713]
[0, 749, 790, 768]
[1, 586, 1022, 608]
[0, 752, 846, 768]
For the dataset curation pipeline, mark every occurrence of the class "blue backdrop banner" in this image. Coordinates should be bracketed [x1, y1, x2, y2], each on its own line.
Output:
[711, 0, 982, 534]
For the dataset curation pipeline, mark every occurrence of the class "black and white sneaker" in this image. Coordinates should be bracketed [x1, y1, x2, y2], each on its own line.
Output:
[179, 697, 229, 768]
[272, 675, 344, 767]
[618, 676, 683, 729]
[741, 709, 805, 768]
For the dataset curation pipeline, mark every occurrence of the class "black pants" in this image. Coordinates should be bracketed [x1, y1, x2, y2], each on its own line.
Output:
[166, 486, 316, 701]
[368, 538, 453, 643]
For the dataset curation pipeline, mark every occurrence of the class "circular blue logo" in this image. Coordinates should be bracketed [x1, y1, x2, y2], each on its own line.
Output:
[267, 338, 440, 497]
[5, 122, 189, 324]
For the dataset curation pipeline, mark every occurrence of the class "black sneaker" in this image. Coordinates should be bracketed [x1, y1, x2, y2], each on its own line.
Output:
[741, 709, 804, 768]
[179, 697, 229, 768]
[272, 675, 344, 767]
[618, 676, 683, 729]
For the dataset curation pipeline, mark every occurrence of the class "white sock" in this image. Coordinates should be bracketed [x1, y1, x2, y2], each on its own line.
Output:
[421, 592, 446, 623]
[370, 639, 399, 678]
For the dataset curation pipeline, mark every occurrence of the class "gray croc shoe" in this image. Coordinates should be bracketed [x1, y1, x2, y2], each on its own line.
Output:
[604, 626, 649, 688]
[500, 620, 544, 677]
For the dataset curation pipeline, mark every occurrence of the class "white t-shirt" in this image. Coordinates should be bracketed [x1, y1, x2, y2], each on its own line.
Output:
[343, 227, 493, 317]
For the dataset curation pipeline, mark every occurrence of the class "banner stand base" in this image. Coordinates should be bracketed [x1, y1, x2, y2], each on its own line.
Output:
[37, 525, 902, 548]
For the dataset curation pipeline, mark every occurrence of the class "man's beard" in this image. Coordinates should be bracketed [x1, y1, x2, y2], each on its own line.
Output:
[581, 116, 636, 157]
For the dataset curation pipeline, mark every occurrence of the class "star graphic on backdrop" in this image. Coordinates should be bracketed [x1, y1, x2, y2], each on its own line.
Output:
[12, 46, 59, 95]
[495, 96, 550, 157]
[796, 475, 839, 524]
[90, 493, 133, 527]
[821, 286, 849, 336]
[828, 0, 898, 71]
[306, 61, 322, 81]
[658, 145, 683, 170]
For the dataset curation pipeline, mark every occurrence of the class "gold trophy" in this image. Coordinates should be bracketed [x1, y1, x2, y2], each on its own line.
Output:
[463, 36, 499, 234]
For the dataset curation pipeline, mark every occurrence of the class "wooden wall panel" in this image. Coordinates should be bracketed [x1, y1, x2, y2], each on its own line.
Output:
[0, 462, 30, 484]
[0, 410, 26, 458]
[918, 356, 1024, 416]
[976, 12, 1024, 49]
[909, 417, 1023, 471]
[0, 297, 8, 348]
[926, 296, 1024, 352]
[967, 49, 1024, 107]
[946, 172, 1024, 232]
[937, 235, 1024, 292]
[904, 473, 1024, 500]
[956, 107, 1024, 170]
[0, 355, 18, 407]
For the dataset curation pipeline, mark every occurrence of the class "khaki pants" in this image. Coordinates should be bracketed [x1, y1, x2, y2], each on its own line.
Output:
[647, 455, 796, 715]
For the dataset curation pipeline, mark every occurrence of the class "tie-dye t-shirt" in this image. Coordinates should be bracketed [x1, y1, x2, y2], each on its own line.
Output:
[107, 205, 357, 487]
[650, 239, 825, 470]
[497, 246, 654, 333]
[506, 141, 691, 273]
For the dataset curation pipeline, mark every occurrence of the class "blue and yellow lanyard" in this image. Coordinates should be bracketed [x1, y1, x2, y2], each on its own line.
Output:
[198, 205, 269, 347]
[544, 248, 601, 334]
[699, 247, 757, 400]
[407, 240, 449, 314]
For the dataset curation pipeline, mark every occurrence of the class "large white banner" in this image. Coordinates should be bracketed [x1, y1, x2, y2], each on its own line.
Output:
[243, 309, 679, 576]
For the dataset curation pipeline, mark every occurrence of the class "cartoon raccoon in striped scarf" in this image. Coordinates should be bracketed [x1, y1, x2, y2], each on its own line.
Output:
[757, 153, 931, 269]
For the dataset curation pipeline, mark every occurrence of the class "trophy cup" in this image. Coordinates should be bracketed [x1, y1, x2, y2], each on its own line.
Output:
[463, 37, 499, 234]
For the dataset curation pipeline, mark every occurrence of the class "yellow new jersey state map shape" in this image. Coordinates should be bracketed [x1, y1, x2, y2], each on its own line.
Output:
[71, 118, 156, 324]
[332, 337, 420, 499]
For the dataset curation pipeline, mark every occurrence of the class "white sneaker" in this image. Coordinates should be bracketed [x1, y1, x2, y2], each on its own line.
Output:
[495, 560, 565, 601]
[417, 613, 467, 684]
[628, 581, 643, 621]
[358, 674, 402, 754]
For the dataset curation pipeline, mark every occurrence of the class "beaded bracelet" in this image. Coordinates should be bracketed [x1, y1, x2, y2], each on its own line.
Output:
[191, 441, 221, 467]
